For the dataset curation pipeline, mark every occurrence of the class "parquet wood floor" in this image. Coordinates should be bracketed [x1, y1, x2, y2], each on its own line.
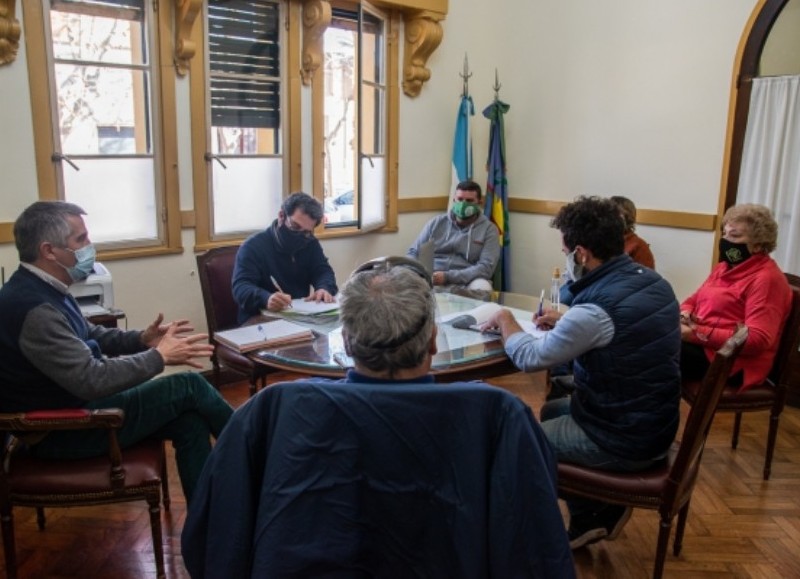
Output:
[2, 371, 799, 578]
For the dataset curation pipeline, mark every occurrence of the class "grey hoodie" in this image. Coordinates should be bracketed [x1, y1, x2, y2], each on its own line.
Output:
[408, 211, 501, 285]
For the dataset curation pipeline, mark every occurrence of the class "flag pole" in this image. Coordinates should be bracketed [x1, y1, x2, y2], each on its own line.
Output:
[460, 53, 472, 98]
[452, 53, 474, 190]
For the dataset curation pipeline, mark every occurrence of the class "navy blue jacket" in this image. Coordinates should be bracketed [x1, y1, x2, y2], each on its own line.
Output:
[232, 221, 338, 324]
[569, 255, 681, 460]
[182, 378, 575, 578]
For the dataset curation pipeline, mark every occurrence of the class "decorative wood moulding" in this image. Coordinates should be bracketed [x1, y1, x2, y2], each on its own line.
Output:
[0, 0, 21, 66]
[402, 10, 443, 97]
[174, 0, 202, 76]
[301, 0, 331, 85]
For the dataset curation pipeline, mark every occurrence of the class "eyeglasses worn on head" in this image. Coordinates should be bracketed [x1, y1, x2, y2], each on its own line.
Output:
[351, 256, 433, 288]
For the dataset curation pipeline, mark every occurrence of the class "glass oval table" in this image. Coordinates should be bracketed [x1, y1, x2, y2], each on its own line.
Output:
[246, 292, 543, 383]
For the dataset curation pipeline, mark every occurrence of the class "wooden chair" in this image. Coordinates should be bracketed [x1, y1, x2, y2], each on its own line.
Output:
[681, 273, 800, 480]
[557, 326, 749, 579]
[0, 408, 169, 579]
[196, 246, 268, 395]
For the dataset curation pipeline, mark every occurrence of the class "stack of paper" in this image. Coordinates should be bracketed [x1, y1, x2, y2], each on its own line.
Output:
[214, 320, 314, 353]
[286, 298, 339, 315]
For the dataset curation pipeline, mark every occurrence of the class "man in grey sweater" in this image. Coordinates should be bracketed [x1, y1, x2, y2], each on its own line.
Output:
[0, 201, 233, 502]
[407, 180, 500, 298]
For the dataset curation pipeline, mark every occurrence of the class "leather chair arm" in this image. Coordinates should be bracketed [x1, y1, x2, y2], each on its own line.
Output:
[0, 408, 125, 431]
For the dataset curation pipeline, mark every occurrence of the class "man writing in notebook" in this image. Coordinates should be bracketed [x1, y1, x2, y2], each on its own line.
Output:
[407, 180, 500, 299]
[233, 192, 338, 324]
[0, 201, 233, 503]
[482, 196, 681, 550]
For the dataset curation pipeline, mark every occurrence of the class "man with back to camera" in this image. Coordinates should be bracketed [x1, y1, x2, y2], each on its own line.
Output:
[232, 191, 338, 324]
[483, 195, 681, 549]
[183, 256, 576, 577]
[0, 201, 233, 502]
[407, 180, 500, 298]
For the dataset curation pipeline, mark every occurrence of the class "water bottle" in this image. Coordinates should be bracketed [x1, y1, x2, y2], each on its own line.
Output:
[550, 267, 561, 311]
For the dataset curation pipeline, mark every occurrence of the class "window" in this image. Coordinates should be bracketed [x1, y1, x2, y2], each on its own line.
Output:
[203, 0, 285, 238]
[24, 0, 180, 254]
[191, 0, 404, 247]
[320, 3, 387, 231]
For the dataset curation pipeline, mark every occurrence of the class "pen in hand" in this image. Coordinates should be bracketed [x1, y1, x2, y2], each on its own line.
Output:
[537, 289, 545, 317]
[269, 276, 293, 309]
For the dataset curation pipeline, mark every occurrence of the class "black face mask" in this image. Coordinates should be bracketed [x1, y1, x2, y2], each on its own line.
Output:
[279, 222, 312, 250]
[719, 238, 752, 266]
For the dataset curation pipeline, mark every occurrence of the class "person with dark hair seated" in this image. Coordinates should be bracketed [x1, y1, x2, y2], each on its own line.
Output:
[232, 191, 338, 323]
[483, 196, 681, 550]
[408, 179, 500, 299]
[183, 257, 575, 578]
[610, 195, 655, 269]
[680, 203, 791, 390]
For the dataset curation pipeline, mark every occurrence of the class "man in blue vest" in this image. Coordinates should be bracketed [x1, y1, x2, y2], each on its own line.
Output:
[0, 201, 233, 502]
[484, 196, 681, 549]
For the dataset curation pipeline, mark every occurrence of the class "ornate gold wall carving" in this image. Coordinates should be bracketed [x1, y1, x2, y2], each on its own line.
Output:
[0, 0, 21, 66]
[402, 10, 443, 97]
[301, 0, 331, 85]
[174, 0, 202, 76]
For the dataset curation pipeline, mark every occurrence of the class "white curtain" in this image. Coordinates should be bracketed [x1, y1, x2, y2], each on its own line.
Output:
[737, 75, 800, 275]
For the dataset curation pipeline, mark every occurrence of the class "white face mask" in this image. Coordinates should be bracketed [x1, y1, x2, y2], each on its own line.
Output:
[565, 249, 586, 282]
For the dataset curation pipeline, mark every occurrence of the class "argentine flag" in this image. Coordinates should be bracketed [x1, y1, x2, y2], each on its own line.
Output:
[451, 94, 474, 194]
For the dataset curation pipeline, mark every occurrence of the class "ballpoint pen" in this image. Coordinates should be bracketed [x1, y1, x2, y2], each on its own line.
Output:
[537, 289, 545, 317]
[270, 276, 293, 308]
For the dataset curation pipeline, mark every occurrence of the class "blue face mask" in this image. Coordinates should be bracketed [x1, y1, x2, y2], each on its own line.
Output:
[59, 243, 97, 282]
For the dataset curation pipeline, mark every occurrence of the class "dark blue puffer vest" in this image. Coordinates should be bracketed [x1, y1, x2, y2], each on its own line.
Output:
[569, 255, 681, 460]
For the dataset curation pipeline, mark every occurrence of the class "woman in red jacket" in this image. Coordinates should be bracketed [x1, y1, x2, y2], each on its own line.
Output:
[610, 195, 655, 269]
[680, 204, 791, 392]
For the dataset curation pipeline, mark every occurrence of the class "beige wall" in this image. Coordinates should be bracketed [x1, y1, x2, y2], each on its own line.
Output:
[0, 0, 762, 365]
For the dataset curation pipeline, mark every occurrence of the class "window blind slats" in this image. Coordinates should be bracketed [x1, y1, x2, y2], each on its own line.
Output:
[209, 0, 280, 129]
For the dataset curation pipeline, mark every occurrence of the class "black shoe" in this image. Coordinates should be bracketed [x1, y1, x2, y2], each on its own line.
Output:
[599, 505, 633, 541]
[547, 374, 576, 401]
[567, 505, 632, 549]
[567, 515, 608, 549]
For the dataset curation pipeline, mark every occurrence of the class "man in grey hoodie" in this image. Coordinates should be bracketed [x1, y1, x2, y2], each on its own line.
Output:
[407, 180, 500, 298]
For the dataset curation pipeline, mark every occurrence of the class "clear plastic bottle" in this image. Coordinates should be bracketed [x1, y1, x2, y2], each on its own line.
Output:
[550, 267, 561, 311]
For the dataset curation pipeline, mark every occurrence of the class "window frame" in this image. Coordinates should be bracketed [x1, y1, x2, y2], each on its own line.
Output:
[23, 0, 182, 259]
[192, 0, 399, 249]
[312, 0, 399, 237]
[191, 0, 290, 245]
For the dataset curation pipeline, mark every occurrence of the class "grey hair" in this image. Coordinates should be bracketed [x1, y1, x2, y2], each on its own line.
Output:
[339, 266, 436, 377]
[14, 201, 86, 263]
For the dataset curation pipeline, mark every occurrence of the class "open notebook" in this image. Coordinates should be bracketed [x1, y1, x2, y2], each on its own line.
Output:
[214, 320, 314, 353]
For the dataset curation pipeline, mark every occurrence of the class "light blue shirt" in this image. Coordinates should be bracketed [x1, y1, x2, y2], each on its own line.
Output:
[504, 303, 615, 371]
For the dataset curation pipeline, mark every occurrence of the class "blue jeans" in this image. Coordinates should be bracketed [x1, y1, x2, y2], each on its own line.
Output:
[32, 372, 233, 502]
[540, 397, 659, 519]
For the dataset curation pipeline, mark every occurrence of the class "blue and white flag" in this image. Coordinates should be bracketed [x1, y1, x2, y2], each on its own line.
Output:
[451, 94, 474, 193]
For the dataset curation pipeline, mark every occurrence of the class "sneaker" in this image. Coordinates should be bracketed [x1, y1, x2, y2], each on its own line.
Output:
[600, 505, 633, 541]
[567, 515, 608, 549]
